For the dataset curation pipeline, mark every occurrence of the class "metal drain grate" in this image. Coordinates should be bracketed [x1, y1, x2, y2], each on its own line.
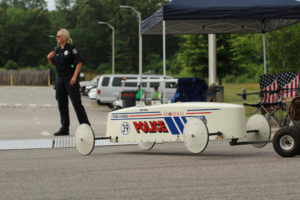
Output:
[0, 139, 53, 150]
[54, 138, 75, 148]
[0, 138, 136, 150]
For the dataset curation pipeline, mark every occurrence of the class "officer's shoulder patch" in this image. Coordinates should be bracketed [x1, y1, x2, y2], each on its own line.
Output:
[72, 48, 78, 54]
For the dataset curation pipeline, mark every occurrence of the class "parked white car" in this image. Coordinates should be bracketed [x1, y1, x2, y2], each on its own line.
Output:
[79, 75, 100, 96]
[88, 87, 97, 100]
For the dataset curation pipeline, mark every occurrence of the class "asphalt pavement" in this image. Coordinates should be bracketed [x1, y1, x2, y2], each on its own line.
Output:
[1, 142, 300, 200]
[0, 86, 110, 140]
[0, 86, 299, 200]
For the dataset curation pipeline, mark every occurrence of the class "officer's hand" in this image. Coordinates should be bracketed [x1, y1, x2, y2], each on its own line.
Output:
[70, 76, 77, 86]
[47, 51, 55, 59]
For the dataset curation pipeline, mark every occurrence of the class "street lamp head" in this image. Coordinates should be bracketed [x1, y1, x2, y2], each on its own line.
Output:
[97, 21, 114, 30]
[119, 5, 141, 17]
[97, 20, 115, 74]
[120, 5, 130, 9]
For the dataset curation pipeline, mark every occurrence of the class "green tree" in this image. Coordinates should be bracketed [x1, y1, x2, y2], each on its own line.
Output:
[0, 7, 6, 66]
[267, 24, 300, 73]
[1, 0, 46, 9]
[4, 7, 28, 66]
[20, 8, 52, 66]
[4, 60, 18, 69]
[23, 0, 47, 9]
[5, 0, 300, 81]
[230, 34, 264, 82]
[175, 35, 208, 77]
[55, 0, 75, 10]
[4, 7, 51, 67]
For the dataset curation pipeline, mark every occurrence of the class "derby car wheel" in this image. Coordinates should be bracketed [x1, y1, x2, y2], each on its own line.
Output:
[138, 142, 156, 150]
[246, 114, 271, 148]
[183, 118, 209, 153]
[273, 126, 299, 157]
[75, 124, 95, 155]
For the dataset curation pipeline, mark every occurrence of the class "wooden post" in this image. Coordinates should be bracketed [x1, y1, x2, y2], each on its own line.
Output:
[48, 74, 50, 86]
[10, 74, 13, 86]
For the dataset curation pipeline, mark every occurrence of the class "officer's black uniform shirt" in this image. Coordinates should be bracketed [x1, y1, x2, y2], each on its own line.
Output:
[51, 43, 82, 77]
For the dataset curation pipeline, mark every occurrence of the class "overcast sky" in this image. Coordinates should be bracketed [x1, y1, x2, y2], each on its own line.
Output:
[46, 0, 55, 10]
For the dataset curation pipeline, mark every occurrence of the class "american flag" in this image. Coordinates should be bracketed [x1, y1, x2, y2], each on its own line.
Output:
[278, 72, 300, 98]
[259, 74, 279, 104]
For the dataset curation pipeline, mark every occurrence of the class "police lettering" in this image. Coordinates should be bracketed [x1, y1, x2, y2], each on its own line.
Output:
[133, 121, 168, 133]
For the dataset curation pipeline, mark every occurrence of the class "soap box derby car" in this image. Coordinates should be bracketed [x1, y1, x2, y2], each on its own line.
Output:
[75, 102, 272, 155]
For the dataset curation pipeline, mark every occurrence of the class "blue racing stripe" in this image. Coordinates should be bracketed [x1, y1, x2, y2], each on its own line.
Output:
[164, 117, 180, 135]
[181, 116, 187, 124]
[174, 117, 184, 134]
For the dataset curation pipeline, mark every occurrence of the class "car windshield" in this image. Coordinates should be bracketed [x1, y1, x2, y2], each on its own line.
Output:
[91, 76, 99, 83]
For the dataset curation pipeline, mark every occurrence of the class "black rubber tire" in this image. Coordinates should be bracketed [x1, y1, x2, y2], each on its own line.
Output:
[273, 126, 299, 157]
[81, 86, 86, 95]
[291, 125, 300, 155]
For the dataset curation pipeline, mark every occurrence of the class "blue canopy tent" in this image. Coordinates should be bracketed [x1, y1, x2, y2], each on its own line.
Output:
[142, 0, 300, 34]
[141, 0, 300, 102]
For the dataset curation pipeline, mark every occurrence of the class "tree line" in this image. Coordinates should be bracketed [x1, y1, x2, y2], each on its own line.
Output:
[1, 0, 300, 83]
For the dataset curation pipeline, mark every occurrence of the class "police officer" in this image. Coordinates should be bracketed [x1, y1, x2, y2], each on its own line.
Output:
[47, 28, 90, 136]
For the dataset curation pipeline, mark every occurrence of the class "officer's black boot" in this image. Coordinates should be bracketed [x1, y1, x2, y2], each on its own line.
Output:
[54, 129, 69, 136]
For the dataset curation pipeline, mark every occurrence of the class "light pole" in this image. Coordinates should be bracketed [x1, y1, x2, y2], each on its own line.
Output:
[120, 5, 142, 81]
[49, 34, 58, 49]
[98, 21, 115, 75]
[48, 34, 57, 86]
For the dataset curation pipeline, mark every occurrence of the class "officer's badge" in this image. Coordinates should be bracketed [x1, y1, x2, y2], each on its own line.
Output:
[72, 48, 78, 54]
[64, 50, 69, 56]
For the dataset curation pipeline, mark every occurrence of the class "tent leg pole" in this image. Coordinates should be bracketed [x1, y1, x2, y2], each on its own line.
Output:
[208, 34, 217, 85]
[163, 20, 166, 104]
[263, 33, 267, 74]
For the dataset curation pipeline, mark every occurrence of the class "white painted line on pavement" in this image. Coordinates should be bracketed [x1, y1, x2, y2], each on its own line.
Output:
[0, 103, 8, 107]
[43, 104, 52, 108]
[40, 131, 51, 136]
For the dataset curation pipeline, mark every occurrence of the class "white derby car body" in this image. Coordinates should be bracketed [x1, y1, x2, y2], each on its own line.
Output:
[107, 102, 246, 142]
[76, 102, 271, 155]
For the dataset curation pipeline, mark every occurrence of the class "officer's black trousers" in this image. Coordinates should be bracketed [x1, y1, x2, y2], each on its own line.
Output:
[55, 75, 90, 132]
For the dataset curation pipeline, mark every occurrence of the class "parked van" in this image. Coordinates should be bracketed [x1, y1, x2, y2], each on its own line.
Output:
[96, 74, 177, 106]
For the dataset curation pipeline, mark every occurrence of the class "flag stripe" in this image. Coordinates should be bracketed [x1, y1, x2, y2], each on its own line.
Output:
[260, 72, 300, 105]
